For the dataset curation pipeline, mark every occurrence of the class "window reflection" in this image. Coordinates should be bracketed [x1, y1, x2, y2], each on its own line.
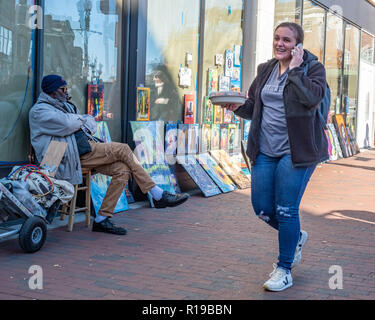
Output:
[343, 23, 360, 132]
[145, 0, 200, 122]
[361, 31, 375, 64]
[325, 12, 344, 115]
[274, 0, 302, 27]
[43, 0, 123, 142]
[302, 0, 325, 62]
[0, 0, 33, 162]
[201, 0, 244, 119]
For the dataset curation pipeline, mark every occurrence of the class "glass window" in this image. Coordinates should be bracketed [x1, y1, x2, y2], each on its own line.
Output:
[201, 0, 244, 121]
[43, 0, 123, 142]
[361, 31, 375, 64]
[324, 12, 344, 114]
[302, 0, 325, 62]
[274, 0, 302, 27]
[145, 0, 200, 122]
[342, 23, 360, 132]
[0, 0, 34, 162]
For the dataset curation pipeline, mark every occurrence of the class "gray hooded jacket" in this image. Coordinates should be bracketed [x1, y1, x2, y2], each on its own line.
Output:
[29, 92, 96, 185]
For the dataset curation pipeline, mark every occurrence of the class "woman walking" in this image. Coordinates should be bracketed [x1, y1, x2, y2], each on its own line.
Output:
[225, 22, 328, 291]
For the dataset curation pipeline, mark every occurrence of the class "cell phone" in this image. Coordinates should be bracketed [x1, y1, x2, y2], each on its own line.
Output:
[296, 43, 303, 49]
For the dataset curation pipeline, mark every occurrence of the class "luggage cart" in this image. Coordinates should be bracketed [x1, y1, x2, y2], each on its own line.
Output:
[0, 182, 47, 253]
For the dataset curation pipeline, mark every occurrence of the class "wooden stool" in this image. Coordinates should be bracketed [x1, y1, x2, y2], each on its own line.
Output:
[60, 168, 91, 232]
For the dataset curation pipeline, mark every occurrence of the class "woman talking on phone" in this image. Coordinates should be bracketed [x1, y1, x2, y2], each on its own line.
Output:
[225, 22, 328, 291]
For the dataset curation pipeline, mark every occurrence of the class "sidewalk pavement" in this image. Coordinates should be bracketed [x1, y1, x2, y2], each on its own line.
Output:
[0, 150, 375, 300]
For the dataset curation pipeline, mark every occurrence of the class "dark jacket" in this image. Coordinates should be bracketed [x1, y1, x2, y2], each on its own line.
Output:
[235, 49, 329, 167]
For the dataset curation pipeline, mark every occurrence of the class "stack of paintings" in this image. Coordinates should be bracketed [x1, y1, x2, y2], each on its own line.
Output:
[176, 155, 221, 197]
[195, 153, 237, 193]
[210, 149, 250, 189]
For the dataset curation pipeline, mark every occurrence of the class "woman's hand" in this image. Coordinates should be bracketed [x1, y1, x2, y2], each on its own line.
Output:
[222, 104, 241, 112]
[289, 45, 304, 70]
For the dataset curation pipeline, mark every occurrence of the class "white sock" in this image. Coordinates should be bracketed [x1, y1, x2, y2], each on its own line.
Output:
[95, 215, 107, 223]
[150, 186, 164, 201]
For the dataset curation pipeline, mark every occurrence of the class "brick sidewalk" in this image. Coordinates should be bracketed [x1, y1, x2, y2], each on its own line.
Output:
[1, 150, 375, 300]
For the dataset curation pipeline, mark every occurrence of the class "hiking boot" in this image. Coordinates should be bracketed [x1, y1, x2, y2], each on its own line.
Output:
[263, 264, 293, 292]
[92, 218, 127, 235]
[153, 191, 190, 209]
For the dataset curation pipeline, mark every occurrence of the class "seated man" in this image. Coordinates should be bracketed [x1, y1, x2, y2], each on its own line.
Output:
[29, 74, 189, 235]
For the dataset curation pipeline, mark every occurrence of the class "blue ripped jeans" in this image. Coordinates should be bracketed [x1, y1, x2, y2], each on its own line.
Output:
[251, 153, 316, 271]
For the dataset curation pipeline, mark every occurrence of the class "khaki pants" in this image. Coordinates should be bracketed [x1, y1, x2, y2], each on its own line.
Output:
[80, 141, 155, 217]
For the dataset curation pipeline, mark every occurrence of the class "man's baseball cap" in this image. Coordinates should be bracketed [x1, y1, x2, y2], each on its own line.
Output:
[41, 74, 67, 93]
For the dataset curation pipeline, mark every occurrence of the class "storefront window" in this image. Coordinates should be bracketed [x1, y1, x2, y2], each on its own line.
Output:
[274, 0, 302, 27]
[0, 0, 34, 162]
[361, 31, 375, 64]
[43, 0, 123, 142]
[342, 23, 360, 132]
[324, 12, 344, 114]
[145, 0, 200, 122]
[302, 0, 325, 62]
[201, 0, 244, 122]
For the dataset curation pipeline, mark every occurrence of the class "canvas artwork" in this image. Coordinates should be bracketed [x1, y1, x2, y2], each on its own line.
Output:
[232, 113, 240, 124]
[215, 53, 224, 66]
[325, 130, 334, 161]
[231, 67, 241, 91]
[225, 49, 234, 77]
[130, 121, 179, 194]
[177, 124, 199, 155]
[219, 75, 231, 92]
[207, 68, 218, 95]
[214, 105, 223, 124]
[91, 174, 129, 214]
[176, 155, 221, 197]
[228, 123, 240, 151]
[347, 126, 360, 154]
[195, 153, 237, 193]
[91, 121, 130, 214]
[204, 96, 214, 124]
[187, 124, 199, 154]
[220, 124, 229, 151]
[223, 108, 232, 124]
[243, 120, 251, 142]
[179, 67, 192, 87]
[241, 140, 252, 172]
[136, 87, 150, 121]
[211, 124, 221, 150]
[230, 152, 251, 179]
[325, 129, 338, 161]
[332, 114, 352, 158]
[184, 94, 195, 124]
[233, 45, 242, 67]
[200, 124, 211, 153]
[328, 123, 343, 159]
[165, 123, 178, 164]
[88, 84, 104, 121]
[210, 149, 251, 189]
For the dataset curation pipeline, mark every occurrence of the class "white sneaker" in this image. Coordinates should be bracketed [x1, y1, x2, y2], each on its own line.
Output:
[263, 263, 293, 292]
[291, 230, 308, 268]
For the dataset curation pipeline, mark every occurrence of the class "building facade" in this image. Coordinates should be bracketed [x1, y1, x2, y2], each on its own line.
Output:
[1, 0, 375, 172]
